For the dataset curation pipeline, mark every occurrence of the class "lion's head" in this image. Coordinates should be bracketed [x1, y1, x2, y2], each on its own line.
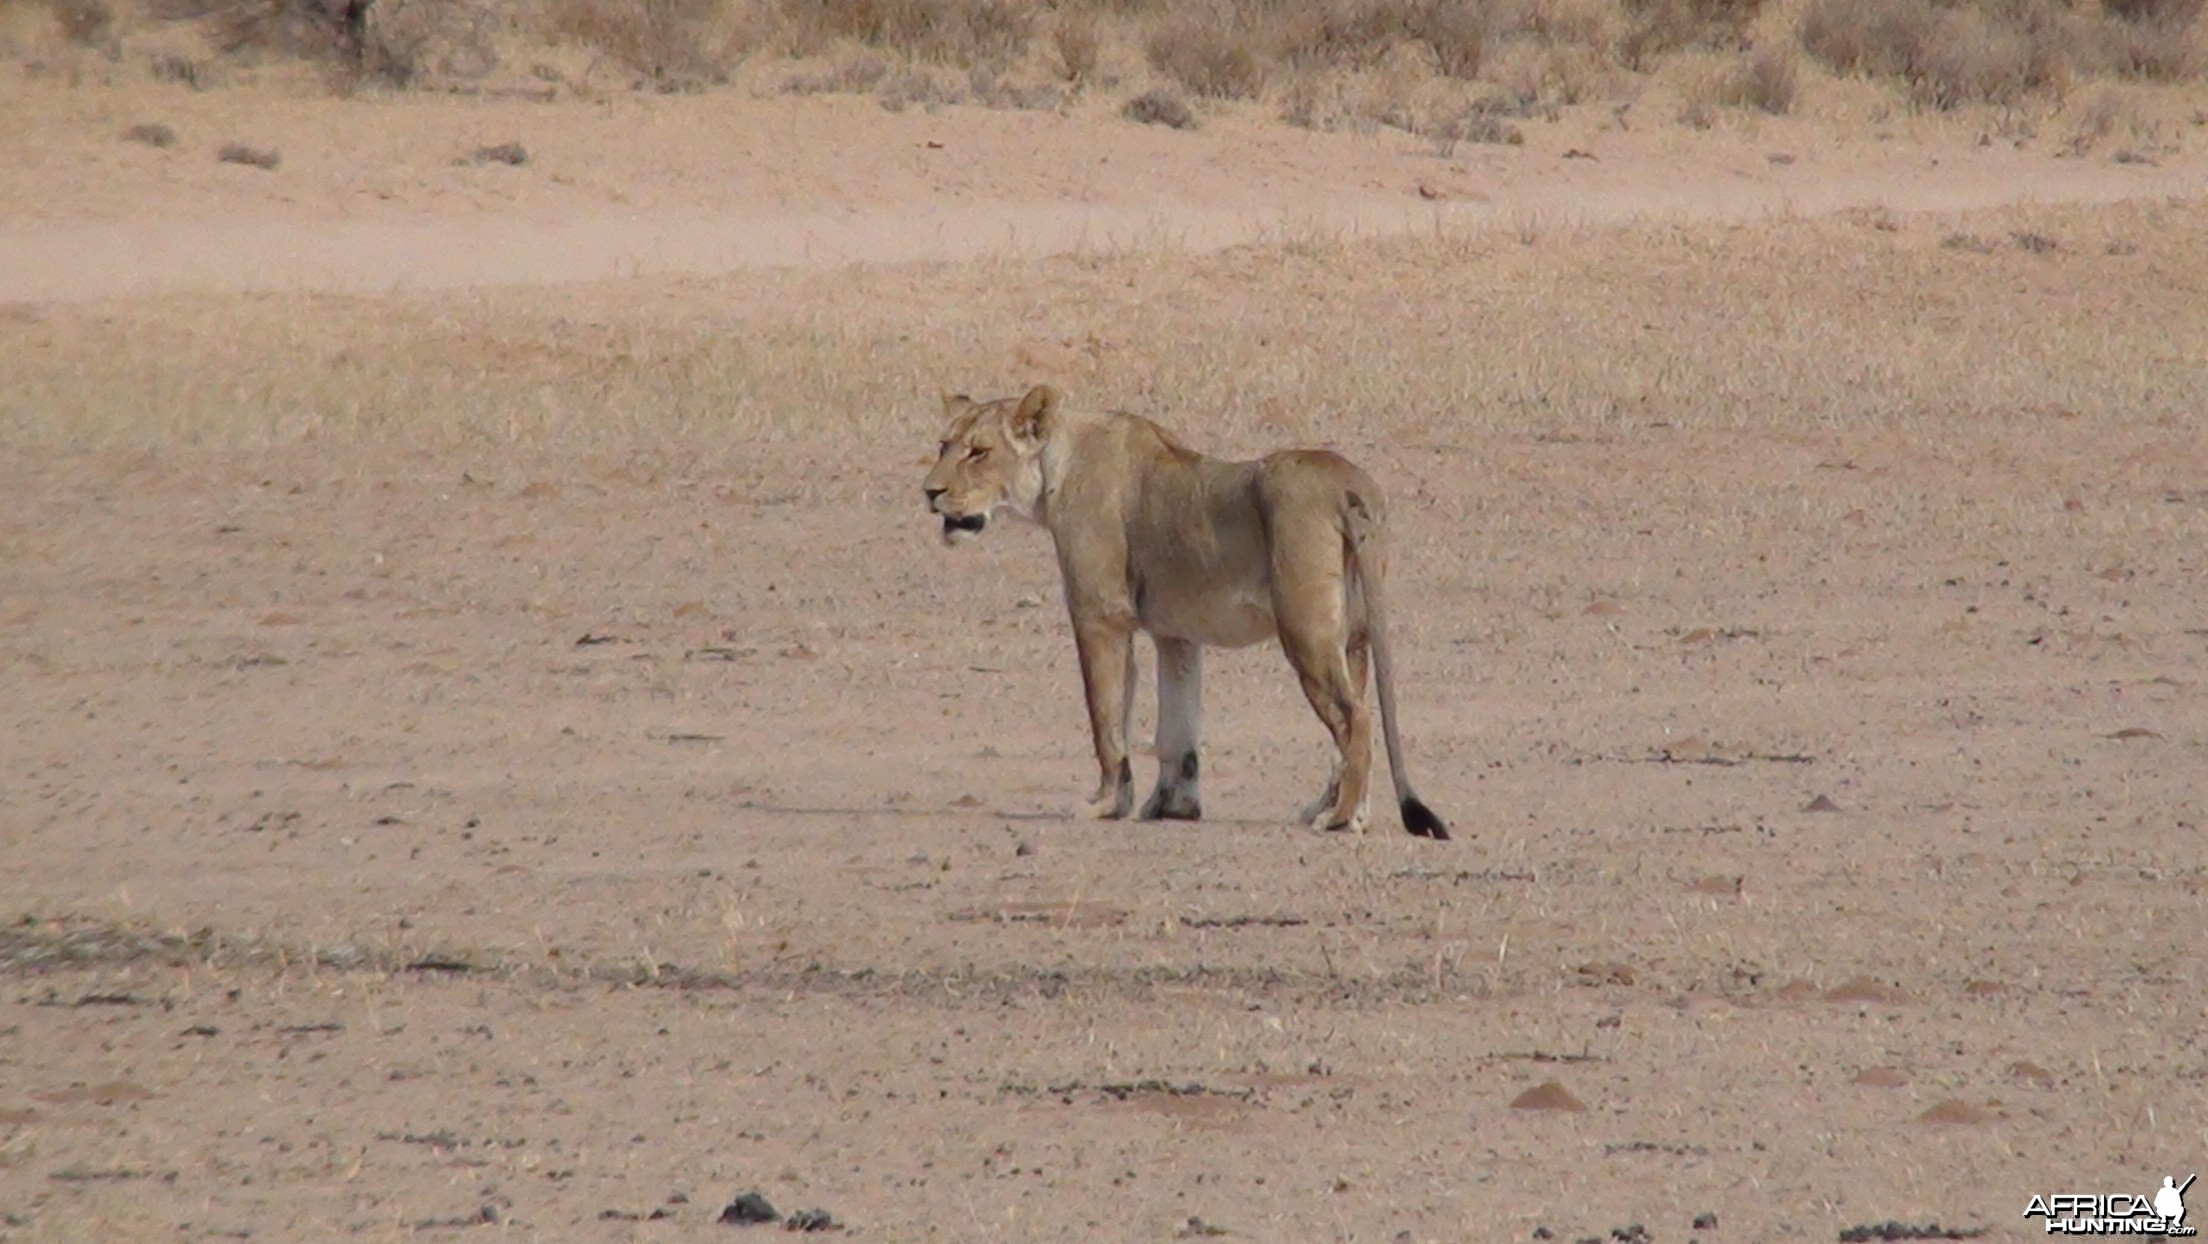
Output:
[921, 385, 1058, 546]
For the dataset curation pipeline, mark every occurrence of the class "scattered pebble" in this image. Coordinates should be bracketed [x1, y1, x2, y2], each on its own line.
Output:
[1123, 89, 1196, 130]
[1915, 1098, 1997, 1125]
[1838, 1221, 1989, 1242]
[216, 142, 280, 170]
[463, 141, 529, 166]
[720, 1191, 779, 1226]
[1510, 1080, 1587, 1112]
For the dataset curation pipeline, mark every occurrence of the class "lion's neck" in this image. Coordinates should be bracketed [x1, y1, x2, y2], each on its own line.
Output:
[1032, 410, 1104, 528]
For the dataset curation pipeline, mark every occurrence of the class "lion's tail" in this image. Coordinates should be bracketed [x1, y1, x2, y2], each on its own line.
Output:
[1342, 488, 1449, 841]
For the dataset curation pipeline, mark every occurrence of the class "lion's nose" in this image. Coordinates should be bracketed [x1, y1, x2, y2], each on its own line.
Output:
[923, 486, 946, 507]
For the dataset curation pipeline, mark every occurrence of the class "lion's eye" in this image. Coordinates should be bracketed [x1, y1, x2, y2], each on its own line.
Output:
[966, 446, 990, 461]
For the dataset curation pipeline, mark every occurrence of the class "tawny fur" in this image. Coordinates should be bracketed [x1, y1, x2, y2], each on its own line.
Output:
[922, 385, 1449, 839]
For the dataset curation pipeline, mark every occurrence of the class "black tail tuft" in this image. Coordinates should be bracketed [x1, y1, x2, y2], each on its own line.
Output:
[1401, 796, 1449, 841]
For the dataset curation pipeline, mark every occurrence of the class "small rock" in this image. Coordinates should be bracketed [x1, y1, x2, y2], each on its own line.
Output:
[1915, 1098, 1997, 1125]
[123, 123, 176, 147]
[465, 141, 529, 166]
[1823, 975, 1906, 1005]
[1510, 1080, 1587, 1112]
[1123, 89, 1196, 130]
[1694, 1211, 1719, 1230]
[216, 142, 280, 170]
[785, 1207, 840, 1232]
[720, 1192, 779, 1225]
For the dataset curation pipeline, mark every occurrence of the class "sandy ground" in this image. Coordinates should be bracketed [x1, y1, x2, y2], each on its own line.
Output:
[5, 73, 2208, 299]
[3, 66, 2208, 1244]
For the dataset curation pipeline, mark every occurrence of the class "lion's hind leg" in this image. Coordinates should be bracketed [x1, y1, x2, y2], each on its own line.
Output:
[1139, 637, 1204, 821]
[1270, 523, 1374, 834]
[1296, 638, 1372, 826]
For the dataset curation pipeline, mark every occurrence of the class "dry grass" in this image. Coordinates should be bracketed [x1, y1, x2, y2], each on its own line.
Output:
[131, 0, 497, 86]
[5, 199, 2204, 459]
[1722, 41, 1798, 112]
[84, 0, 2204, 122]
[1145, 6, 1270, 98]
[542, 0, 740, 88]
[1051, 8, 1101, 82]
[1797, 0, 2096, 109]
[776, 0, 1035, 68]
[45, 0, 114, 43]
[2097, 0, 2208, 79]
[1618, 0, 1766, 69]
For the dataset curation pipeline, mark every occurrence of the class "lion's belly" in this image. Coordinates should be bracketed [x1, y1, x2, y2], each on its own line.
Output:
[1138, 584, 1277, 648]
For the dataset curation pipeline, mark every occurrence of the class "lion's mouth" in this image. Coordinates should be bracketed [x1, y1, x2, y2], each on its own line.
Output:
[939, 513, 986, 545]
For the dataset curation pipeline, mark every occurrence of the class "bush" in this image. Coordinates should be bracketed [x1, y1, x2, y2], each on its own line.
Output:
[149, 0, 366, 62]
[1053, 11, 1101, 81]
[1621, 0, 1765, 68]
[147, 0, 495, 86]
[1273, 0, 1488, 79]
[1145, 8, 1268, 98]
[1799, 0, 2076, 109]
[778, 0, 1034, 68]
[47, 0, 113, 44]
[543, 0, 738, 87]
[1721, 42, 1798, 112]
[2096, 0, 2207, 80]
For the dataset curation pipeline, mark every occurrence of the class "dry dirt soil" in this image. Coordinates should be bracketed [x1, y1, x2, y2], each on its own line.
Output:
[3, 68, 2207, 1244]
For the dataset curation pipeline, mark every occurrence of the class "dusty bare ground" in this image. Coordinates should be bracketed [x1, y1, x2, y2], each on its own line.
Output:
[4, 74, 2208, 1244]
[6, 69, 2208, 300]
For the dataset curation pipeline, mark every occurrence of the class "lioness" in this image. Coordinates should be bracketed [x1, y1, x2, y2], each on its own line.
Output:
[922, 385, 1449, 839]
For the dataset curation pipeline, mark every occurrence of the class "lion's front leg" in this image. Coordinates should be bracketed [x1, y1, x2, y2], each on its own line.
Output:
[1073, 616, 1136, 819]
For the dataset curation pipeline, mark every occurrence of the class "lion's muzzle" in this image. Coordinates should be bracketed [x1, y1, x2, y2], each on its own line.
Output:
[940, 513, 986, 545]
[926, 485, 988, 544]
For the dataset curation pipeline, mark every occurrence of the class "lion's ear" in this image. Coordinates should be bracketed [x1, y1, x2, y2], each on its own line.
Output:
[1010, 385, 1061, 444]
[941, 392, 975, 419]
